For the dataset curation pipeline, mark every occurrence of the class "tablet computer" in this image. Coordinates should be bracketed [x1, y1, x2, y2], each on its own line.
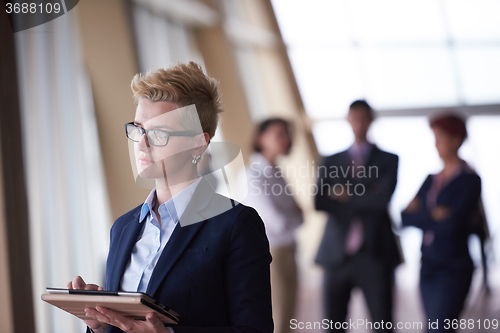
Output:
[41, 288, 179, 324]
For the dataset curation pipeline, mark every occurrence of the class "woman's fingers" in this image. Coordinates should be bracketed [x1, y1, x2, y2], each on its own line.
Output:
[72, 275, 86, 289]
[85, 283, 101, 291]
[95, 306, 136, 332]
[85, 306, 165, 333]
[83, 308, 109, 330]
[85, 308, 111, 326]
[66, 279, 106, 331]
[66, 276, 104, 291]
[87, 307, 167, 333]
[431, 206, 451, 221]
[66, 276, 85, 290]
[405, 197, 421, 213]
[146, 312, 164, 330]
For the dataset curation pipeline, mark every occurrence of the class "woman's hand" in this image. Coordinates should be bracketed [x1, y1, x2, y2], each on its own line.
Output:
[330, 190, 349, 203]
[404, 197, 421, 213]
[432, 205, 451, 222]
[84, 306, 169, 333]
[66, 276, 108, 333]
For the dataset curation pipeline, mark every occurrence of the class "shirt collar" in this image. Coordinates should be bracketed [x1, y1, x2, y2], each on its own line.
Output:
[139, 177, 203, 224]
[249, 153, 271, 167]
[249, 153, 280, 179]
[139, 189, 157, 223]
[348, 141, 373, 158]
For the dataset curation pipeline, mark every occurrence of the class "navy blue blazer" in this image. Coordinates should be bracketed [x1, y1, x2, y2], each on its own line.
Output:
[401, 167, 482, 271]
[315, 145, 402, 268]
[101, 177, 273, 333]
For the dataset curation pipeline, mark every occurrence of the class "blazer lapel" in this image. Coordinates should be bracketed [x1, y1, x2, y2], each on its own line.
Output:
[364, 145, 380, 167]
[337, 150, 353, 180]
[108, 209, 144, 291]
[145, 178, 216, 296]
[339, 150, 351, 168]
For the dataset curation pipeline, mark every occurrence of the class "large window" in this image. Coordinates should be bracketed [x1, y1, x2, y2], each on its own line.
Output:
[15, 12, 110, 333]
[272, 0, 500, 116]
[131, 1, 205, 73]
[272, 0, 500, 262]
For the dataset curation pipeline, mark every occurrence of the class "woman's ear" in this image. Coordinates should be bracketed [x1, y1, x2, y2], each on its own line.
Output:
[255, 133, 264, 152]
[202, 132, 210, 145]
[194, 132, 210, 155]
[452, 136, 463, 151]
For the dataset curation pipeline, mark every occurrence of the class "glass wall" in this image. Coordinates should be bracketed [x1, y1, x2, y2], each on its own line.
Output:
[272, 0, 500, 263]
[272, 0, 500, 116]
[15, 11, 110, 333]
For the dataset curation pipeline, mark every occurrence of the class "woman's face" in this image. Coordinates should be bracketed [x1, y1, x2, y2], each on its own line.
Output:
[133, 99, 203, 183]
[347, 107, 372, 142]
[433, 127, 462, 160]
[259, 122, 290, 157]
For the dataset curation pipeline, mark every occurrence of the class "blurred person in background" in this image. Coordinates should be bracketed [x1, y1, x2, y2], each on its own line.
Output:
[315, 100, 401, 332]
[402, 114, 483, 333]
[239, 118, 303, 333]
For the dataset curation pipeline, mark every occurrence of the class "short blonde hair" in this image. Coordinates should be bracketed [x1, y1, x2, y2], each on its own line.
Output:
[131, 62, 223, 138]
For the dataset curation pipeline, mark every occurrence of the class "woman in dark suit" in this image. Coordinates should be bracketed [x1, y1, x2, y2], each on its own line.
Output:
[402, 114, 482, 333]
[65, 62, 273, 333]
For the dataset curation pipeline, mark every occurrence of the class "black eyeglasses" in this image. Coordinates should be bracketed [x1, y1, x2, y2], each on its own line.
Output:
[125, 122, 202, 147]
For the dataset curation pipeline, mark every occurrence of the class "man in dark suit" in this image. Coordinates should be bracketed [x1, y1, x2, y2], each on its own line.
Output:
[67, 62, 273, 333]
[315, 100, 401, 332]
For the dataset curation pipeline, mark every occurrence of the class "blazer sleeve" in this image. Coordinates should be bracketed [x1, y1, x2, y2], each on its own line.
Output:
[401, 176, 433, 229]
[315, 154, 398, 219]
[245, 171, 302, 237]
[173, 207, 274, 333]
[422, 174, 481, 234]
[314, 156, 349, 220]
[347, 153, 398, 212]
[402, 174, 481, 233]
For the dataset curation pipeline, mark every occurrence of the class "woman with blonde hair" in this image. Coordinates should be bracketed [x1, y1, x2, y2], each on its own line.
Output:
[67, 62, 273, 333]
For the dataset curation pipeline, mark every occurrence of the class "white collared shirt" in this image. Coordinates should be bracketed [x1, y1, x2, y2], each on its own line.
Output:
[348, 141, 373, 166]
[120, 177, 202, 293]
[238, 153, 303, 248]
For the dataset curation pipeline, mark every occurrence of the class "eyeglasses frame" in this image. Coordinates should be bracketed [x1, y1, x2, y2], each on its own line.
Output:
[125, 122, 203, 147]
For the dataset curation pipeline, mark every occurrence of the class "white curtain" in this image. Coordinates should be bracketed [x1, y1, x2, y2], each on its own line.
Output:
[15, 11, 110, 333]
[131, 3, 204, 73]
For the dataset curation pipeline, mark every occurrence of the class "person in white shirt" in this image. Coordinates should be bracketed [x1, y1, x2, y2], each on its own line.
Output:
[240, 118, 303, 333]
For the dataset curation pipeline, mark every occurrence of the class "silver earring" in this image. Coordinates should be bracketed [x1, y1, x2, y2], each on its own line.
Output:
[192, 155, 201, 164]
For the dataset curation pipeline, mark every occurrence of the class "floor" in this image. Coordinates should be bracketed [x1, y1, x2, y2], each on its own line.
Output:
[293, 263, 500, 332]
